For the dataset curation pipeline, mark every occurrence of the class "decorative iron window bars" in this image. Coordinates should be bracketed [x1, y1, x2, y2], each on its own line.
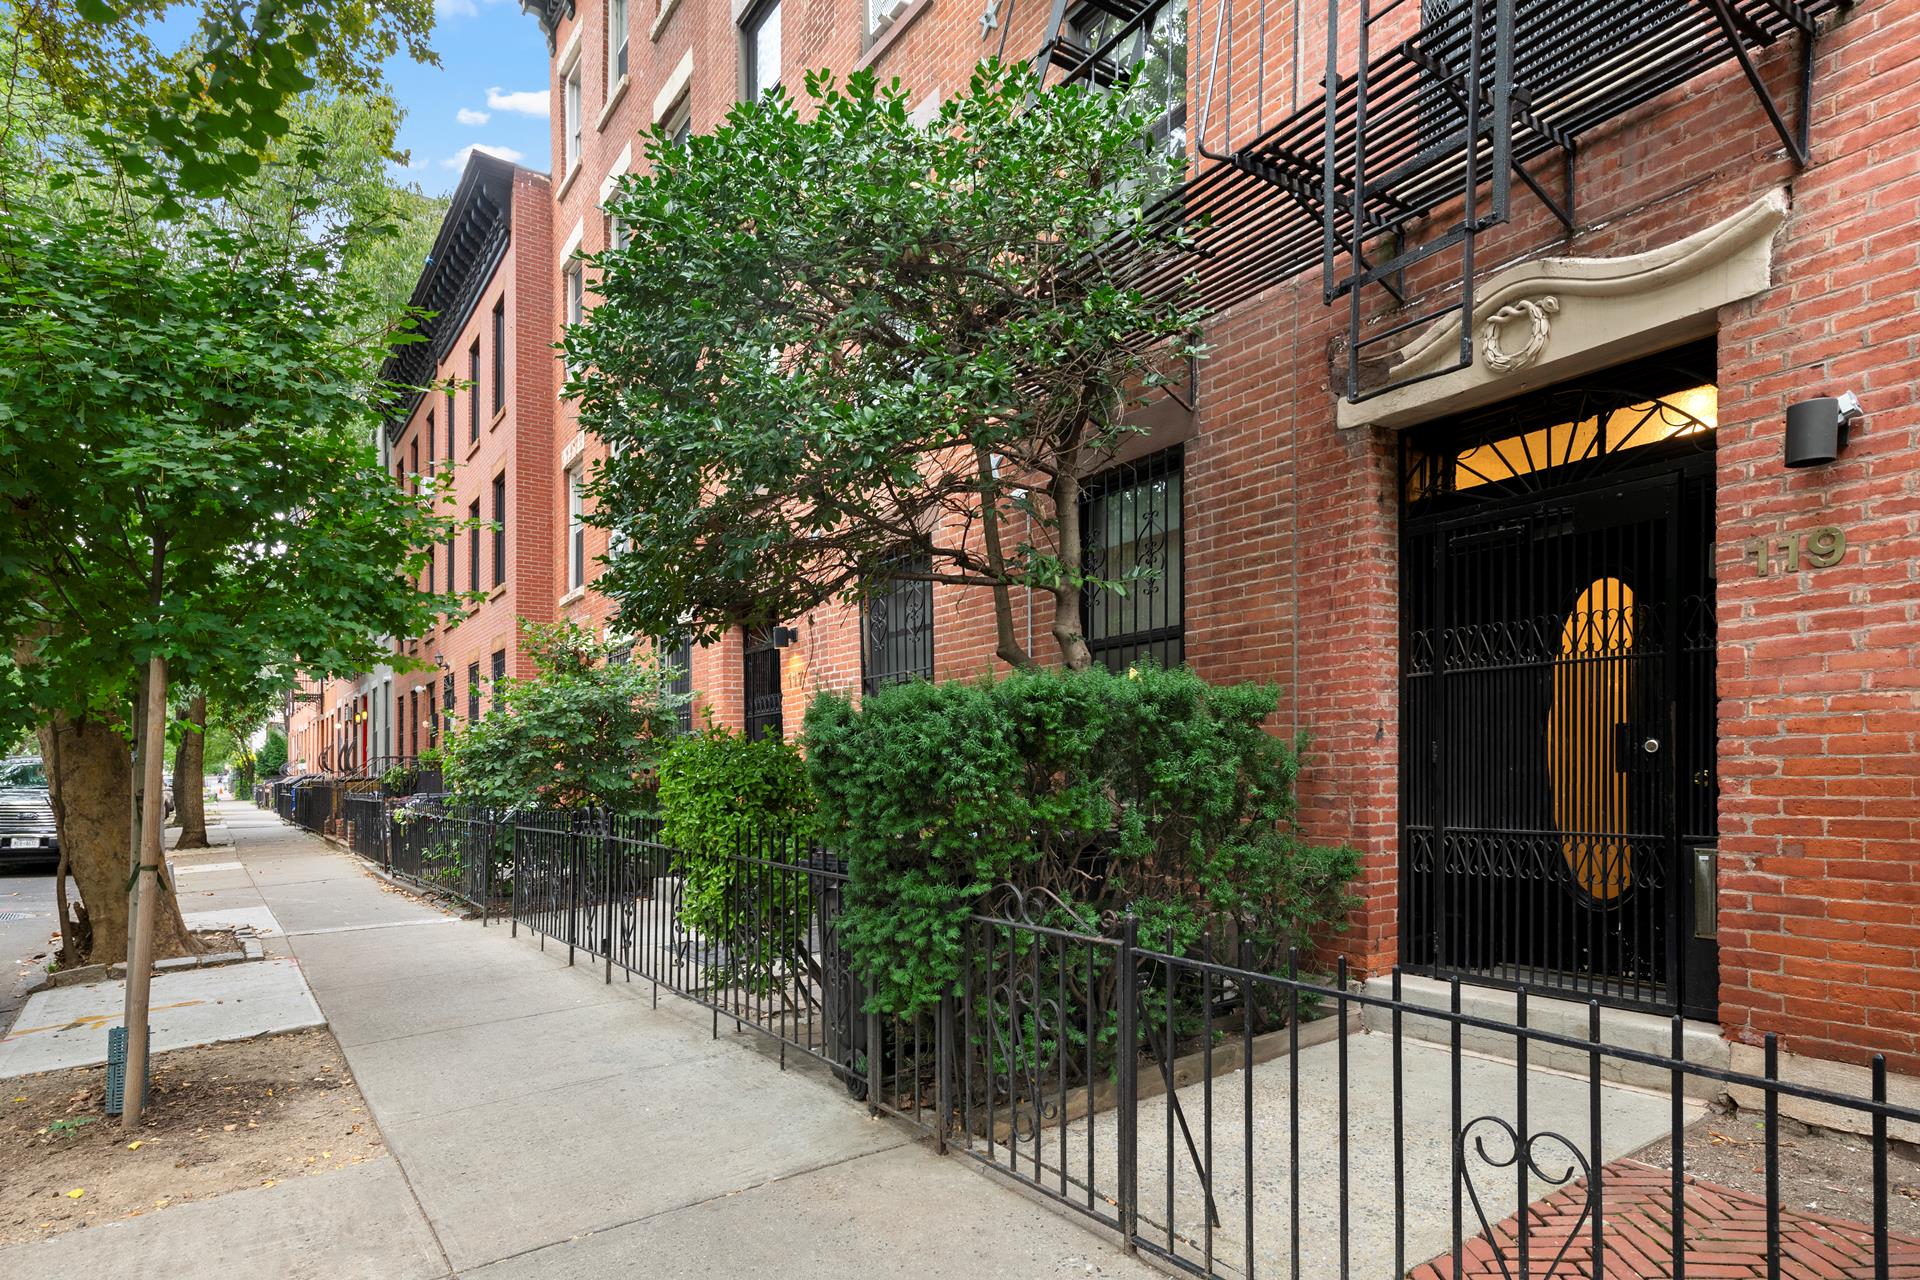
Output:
[861, 558, 935, 696]
[660, 634, 695, 733]
[1081, 447, 1185, 672]
[743, 627, 784, 740]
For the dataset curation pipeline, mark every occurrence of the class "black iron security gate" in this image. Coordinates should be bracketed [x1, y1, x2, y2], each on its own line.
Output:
[744, 627, 784, 740]
[1400, 350, 1720, 1017]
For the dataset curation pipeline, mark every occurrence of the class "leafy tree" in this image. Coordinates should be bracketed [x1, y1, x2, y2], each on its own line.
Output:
[255, 728, 289, 778]
[0, 186, 452, 965]
[567, 61, 1203, 671]
[439, 621, 688, 812]
[9, 0, 436, 205]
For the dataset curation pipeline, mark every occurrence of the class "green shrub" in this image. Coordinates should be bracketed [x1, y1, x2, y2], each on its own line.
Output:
[255, 728, 287, 777]
[656, 727, 815, 991]
[804, 665, 1359, 1017]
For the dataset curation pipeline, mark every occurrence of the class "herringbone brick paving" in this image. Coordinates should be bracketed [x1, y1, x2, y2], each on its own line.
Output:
[1409, 1158, 1920, 1279]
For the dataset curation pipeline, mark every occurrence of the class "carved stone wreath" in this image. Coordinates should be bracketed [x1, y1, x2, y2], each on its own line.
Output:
[1480, 295, 1560, 375]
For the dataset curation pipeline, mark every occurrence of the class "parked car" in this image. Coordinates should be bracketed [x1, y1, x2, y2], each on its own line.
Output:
[0, 756, 59, 870]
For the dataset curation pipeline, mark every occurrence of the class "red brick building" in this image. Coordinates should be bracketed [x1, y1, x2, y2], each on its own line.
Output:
[336, 0, 1920, 1081]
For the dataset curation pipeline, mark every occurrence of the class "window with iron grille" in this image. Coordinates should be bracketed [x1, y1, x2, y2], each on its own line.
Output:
[743, 628, 783, 740]
[861, 557, 932, 695]
[467, 662, 480, 721]
[1080, 447, 1184, 672]
[660, 633, 693, 732]
[491, 473, 506, 588]
[442, 671, 454, 728]
[491, 649, 507, 686]
[491, 298, 505, 416]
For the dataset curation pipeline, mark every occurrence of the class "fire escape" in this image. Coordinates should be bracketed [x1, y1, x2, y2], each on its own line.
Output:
[1015, 0, 1841, 402]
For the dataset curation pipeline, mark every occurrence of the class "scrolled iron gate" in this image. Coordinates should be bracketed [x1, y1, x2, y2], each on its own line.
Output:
[1399, 351, 1719, 1017]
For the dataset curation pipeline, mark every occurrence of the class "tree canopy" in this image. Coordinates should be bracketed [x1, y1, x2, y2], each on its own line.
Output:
[567, 60, 1204, 670]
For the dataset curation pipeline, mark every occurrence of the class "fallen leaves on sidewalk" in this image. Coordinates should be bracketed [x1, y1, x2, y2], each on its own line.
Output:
[0, 1028, 385, 1245]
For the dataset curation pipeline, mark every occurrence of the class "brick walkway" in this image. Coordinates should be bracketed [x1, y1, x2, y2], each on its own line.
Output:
[1410, 1158, 1920, 1279]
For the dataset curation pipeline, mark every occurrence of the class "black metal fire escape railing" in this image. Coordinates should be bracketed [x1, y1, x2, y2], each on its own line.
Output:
[1026, 0, 1840, 404]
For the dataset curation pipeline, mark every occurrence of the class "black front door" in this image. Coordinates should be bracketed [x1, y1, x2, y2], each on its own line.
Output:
[1399, 355, 1719, 1018]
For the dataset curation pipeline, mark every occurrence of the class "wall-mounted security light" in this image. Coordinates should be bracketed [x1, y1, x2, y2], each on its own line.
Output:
[1784, 392, 1863, 468]
[771, 626, 800, 648]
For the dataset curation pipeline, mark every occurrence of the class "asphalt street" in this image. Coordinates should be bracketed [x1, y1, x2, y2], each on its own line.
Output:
[0, 866, 61, 1037]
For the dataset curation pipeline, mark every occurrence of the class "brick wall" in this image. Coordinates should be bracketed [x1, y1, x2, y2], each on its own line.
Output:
[419, 0, 1920, 1067]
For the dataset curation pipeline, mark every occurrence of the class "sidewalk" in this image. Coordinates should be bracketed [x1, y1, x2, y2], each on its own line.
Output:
[0, 802, 1154, 1279]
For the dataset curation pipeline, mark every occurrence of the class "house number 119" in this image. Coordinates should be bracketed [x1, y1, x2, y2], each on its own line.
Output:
[1742, 525, 1847, 577]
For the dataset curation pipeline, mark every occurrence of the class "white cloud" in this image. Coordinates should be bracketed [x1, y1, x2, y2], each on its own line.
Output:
[456, 107, 492, 126]
[486, 86, 551, 119]
[444, 143, 526, 170]
[436, 0, 477, 16]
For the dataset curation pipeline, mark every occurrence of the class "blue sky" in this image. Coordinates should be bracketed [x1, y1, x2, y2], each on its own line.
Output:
[386, 0, 555, 195]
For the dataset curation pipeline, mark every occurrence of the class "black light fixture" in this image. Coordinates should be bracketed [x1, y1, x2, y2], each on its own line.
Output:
[1784, 392, 1863, 468]
[771, 626, 800, 648]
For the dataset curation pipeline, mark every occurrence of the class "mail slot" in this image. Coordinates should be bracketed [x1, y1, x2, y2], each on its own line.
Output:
[1692, 847, 1719, 939]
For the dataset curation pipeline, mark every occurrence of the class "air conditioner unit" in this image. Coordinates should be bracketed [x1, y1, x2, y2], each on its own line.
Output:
[869, 0, 908, 33]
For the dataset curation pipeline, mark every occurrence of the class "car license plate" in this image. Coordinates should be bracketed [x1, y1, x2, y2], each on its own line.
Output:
[1, 837, 19, 848]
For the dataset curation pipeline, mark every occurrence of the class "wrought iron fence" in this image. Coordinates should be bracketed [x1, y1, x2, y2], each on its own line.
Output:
[261, 795, 1920, 1277]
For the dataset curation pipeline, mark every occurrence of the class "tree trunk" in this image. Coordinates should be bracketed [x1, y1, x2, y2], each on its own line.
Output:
[36, 711, 197, 966]
[173, 693, 209, 848]
[1049, 465, 1093, 671]
[974, 446, 1034, 671]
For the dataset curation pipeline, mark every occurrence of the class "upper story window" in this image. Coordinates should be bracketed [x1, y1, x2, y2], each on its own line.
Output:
[861, 557, 933, 695]
[742, 0, 781, 101]
[564, 58, 584, 171]
[468, 498, 482, 592]
[566, 464, 585, 590]
[1068, 1, 1188, 163]
[467, 661, 481, 721]
[1080, 447, 1184, 672]
[659, 633, 694, 733]
[491, 472, 508, 588]
[468, 339, 481, 441]
[661, 93, 692, 148]
[867, 0, 908, 38]
[608, 0, 629, 86]
[491, 298, 505, 416]
[444, 387, 456, 455]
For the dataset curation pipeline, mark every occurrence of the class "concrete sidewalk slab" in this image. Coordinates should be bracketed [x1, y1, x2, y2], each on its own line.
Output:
[0, 958, 324, 1077]
[320, 966, 628, 1049]
[171, 860, 244, 876]
[0, 1155, 445, 1280]
[182, 904, 283, 937]
[382, 1053, 913, 1272]
[460, 1141, 1147, 1280]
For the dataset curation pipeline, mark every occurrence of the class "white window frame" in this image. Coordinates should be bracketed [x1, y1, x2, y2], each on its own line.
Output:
[566, 464, 586, 590]
[608, 0, 629, 88]
[563, 57, 584, 173]
[867, 0, 908, 37]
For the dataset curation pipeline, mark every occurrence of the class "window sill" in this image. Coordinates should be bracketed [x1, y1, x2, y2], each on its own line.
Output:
[855, 0, 934, 72]
[559, 584, 588, 606]
[489, 584, 507, 602]
[490, 403, 507, 431]
[465, 434, 482, 463]
[555, 161, 583, 201]
[596, 76, 631, 132]
[649, 0, 683, 41]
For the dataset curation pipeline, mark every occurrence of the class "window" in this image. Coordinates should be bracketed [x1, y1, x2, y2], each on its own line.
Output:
[1068, 1, 1187, 164]
[743, 627, 783, 740]
[563, 266, 584, 374]
[468, 498, 481, 593]
[867, 0, 907, 38]
[566, 465, 585, 590]
[491, 649, 507, 688]
[491, 298, 505, 416]
[468, 662, 481, 720]
[442, 672, 454, 735]
[427, 541, 437, 595]
[491, 473, 507, 588]
[742, 0, 780, 101]
[608, 0, 629, 86]
[660, 634, 693, 733]
[1080, 448, 1184, 672]
[469, 340, 481, 442]
[564, 59, 584, 171]
[408, 689, 419, 758]
[445, 388, 455, 456]
[426, 414, 436, 471]
[661, 94, 692, 148]
[861, 556, 933, 695]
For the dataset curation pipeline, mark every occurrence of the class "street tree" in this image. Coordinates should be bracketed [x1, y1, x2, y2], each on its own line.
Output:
[566, 61, 1203, 671]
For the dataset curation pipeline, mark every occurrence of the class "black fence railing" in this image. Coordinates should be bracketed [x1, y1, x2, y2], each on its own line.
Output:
[262, 797, 1920, 1277]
